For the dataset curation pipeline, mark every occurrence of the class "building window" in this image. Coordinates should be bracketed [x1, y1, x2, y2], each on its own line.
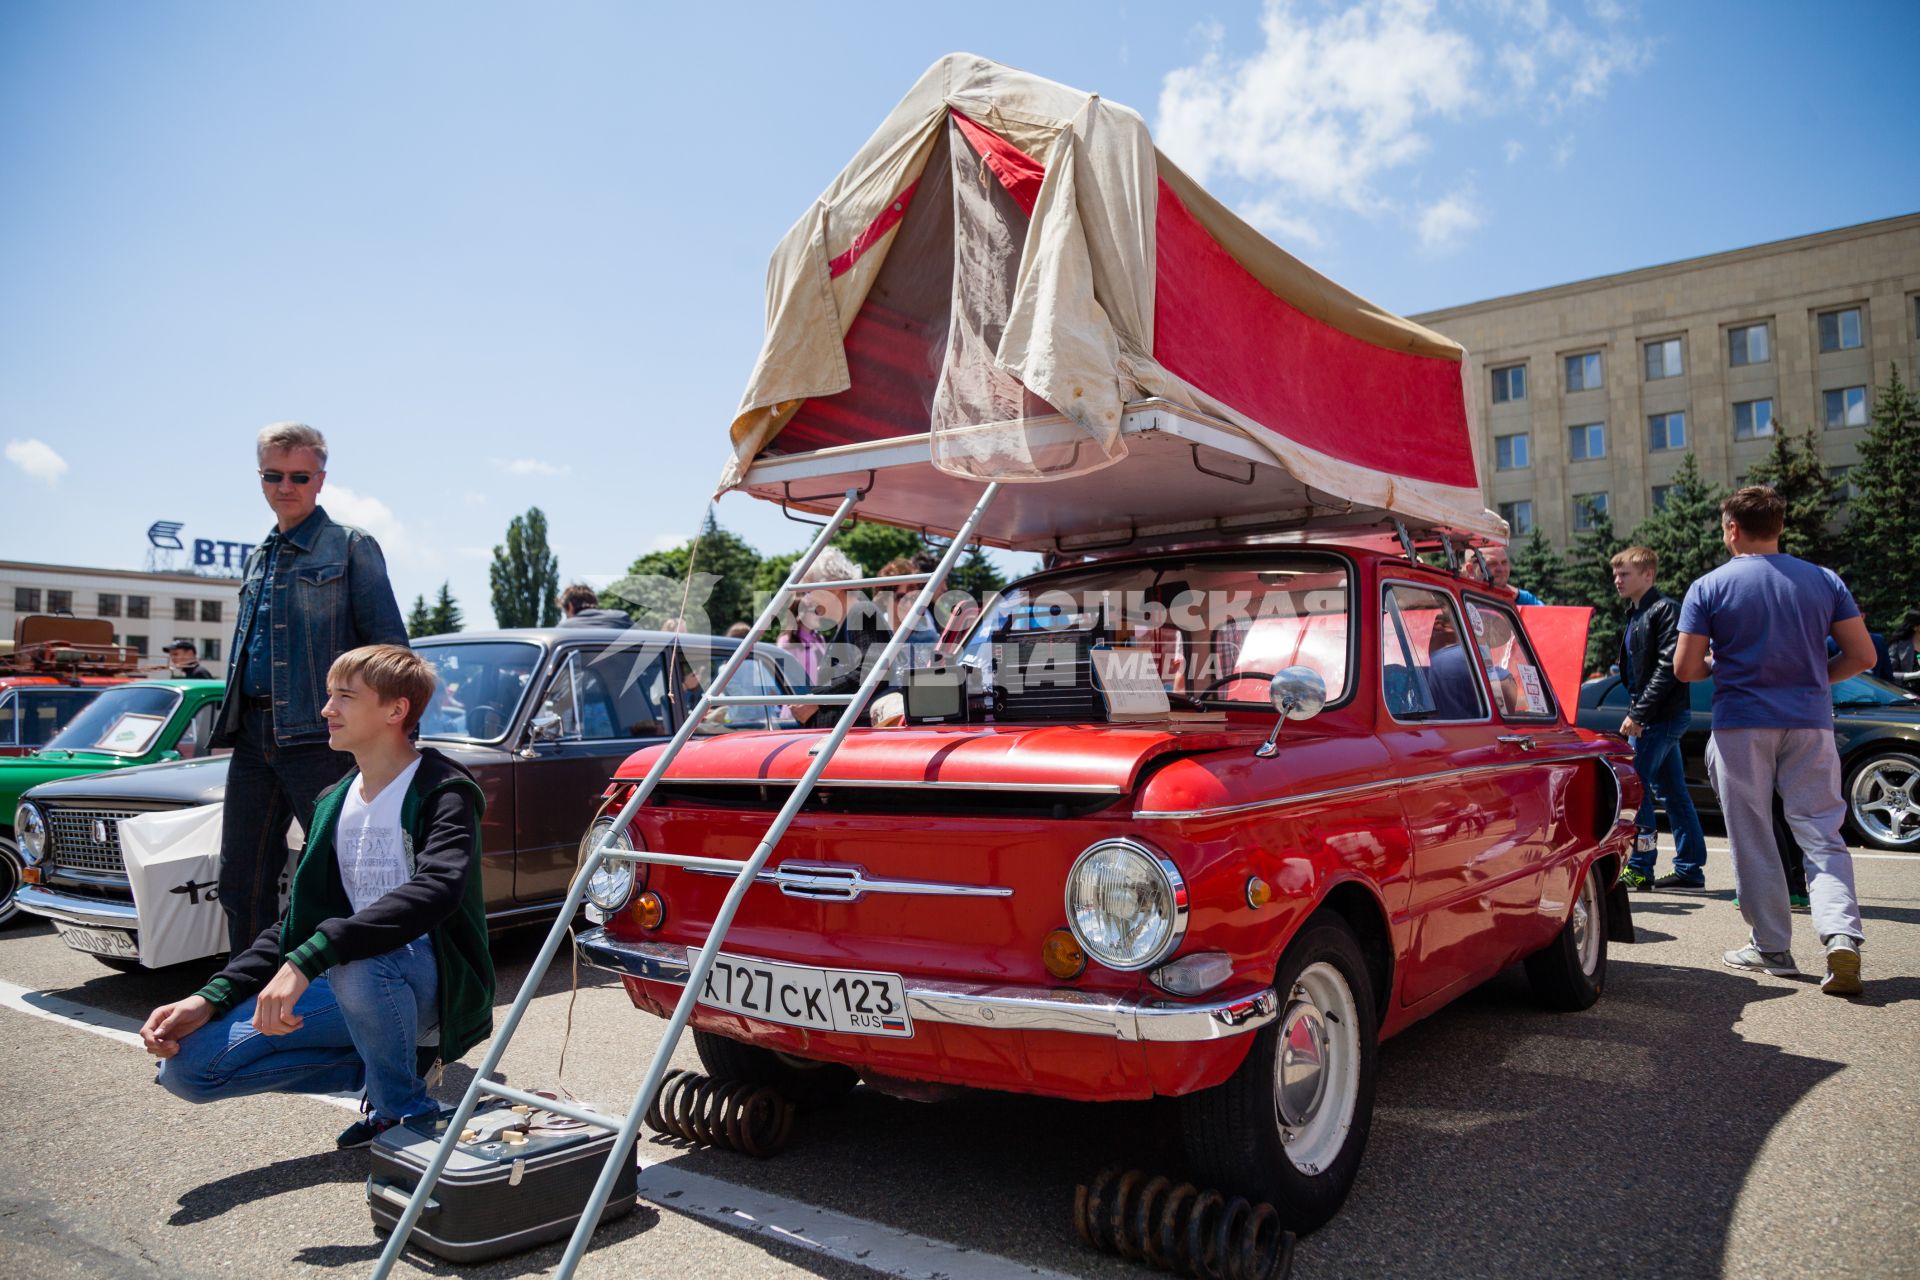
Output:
[14, 588, 40, 613]
[1499, 500, 1534, 536]
[1829, 466, 1857, 501]
[1644, 338, 1684, 381]
[1572, 492, 1610, 532]
[174, 598, 196, 622]
[1817, 307, 1863, 353]
[1733, 398, 1775, 440]
[1648, 411, 1687, 451]
[1495, 432, 1530, 470]
[200, 600, 222, 624]
[1823, 386, 1868, 429]
[1565, 351, 1603, 392]
[1490, 364, 1527, 404]
[1651, 484, 1673, 511]
[203, 638, 222, 662]
[47, 589, 72, 613]
[98, 593, 121, 617]
[127, 595, 150, 619]
[1568, 422, 1606, 461]
[126, 635, 149, 656]
[1728, 323, 1770, 367]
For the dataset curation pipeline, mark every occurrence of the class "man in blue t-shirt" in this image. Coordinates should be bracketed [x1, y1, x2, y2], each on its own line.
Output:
[1674, 486, 1877, 995]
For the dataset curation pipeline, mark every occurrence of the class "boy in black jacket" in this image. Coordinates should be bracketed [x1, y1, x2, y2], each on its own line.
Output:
[141, 644, 495, 1148]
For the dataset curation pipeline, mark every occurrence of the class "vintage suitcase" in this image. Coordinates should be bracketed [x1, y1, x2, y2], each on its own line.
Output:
[366, 1098, 638, 1263]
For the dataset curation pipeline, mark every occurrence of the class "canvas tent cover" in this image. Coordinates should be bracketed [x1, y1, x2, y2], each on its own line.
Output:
[721, 53, 1502, 550]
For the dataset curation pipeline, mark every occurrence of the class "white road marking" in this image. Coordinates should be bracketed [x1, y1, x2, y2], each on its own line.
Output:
[0, 977, 1074, 1280]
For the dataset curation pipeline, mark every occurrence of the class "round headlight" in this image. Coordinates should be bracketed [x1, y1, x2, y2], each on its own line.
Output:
[1065, 839, 1189, 971]
[14, 803, 47, 864]
[579, 817, 640, 915]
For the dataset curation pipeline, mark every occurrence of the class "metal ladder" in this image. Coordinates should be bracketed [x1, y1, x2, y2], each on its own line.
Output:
[370, 481, 1001, 1278]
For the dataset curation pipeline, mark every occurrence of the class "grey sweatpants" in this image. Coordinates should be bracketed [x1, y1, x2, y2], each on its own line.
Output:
[1706, 727, 1863, 953]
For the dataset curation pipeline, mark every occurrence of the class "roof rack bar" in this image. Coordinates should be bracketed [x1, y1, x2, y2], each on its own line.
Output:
[705, 693, 854, 706]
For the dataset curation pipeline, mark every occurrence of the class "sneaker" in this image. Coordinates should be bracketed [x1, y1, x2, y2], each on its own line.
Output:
[1619, 868, 1653, 892]
[336, 1114, 400, 1150]
[1789, 894, 1811, 912]
[1821, 936, 1863, 996]
[1654, 873, 1707, 891]
[1723, 944, 1800, 977]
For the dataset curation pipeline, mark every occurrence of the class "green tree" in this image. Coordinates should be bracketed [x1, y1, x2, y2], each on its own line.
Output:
[426, 581, 464, 635]
[1509, 528, 1567, 605]
[1629, 451, 1726, 602]
[1842, 363, 1920, 630]
[405, 594, 435, 639]
[489, 507, 561, 628]
[945, 546, 1007, 600]
[832, 522, 926, 575]
[1745, 423, 1842, 568]
[609, 512, 762, 632]
[1563, 501, 1630, 674]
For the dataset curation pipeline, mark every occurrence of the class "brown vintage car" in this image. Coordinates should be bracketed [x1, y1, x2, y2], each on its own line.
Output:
[13, 628, 802, 966]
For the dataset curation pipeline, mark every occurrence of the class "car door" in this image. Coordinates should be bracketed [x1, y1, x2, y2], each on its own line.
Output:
[1382, 580, 1556, 1006]
[510, 643, 673, 903]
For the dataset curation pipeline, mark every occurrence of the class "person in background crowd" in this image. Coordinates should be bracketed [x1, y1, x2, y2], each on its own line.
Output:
[1889, 607, 1920, 688]
[725, 621, 752, 639]
[1470, 544, 1544, 606]
[1675, 486, 1876, 996]
[165, 639, 214, 681]
[779, 548, 893, 729]
[876, 557, 940, 679]
[556, 583, 634, 629]
[1609, 547, 1709, 892]
[212, 422, 407, 956]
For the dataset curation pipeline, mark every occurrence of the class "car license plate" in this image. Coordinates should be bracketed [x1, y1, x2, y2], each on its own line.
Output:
[57, 924, 140, 961]
[690, 949, 913, 1038]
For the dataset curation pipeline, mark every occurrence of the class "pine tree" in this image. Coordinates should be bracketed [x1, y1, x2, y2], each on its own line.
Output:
[1745, 423, 1842, 569]
[1630, 452, 1726, 602]
[1510, 528, 1567, 605]
[425, 581, 464, 634]
[1842, 363, 1920, 630]
[945, 546, 1007, 600]
[1562, 501, 1630, 674]
[489, 507, 561, 628]
[405, 594, 434, 639]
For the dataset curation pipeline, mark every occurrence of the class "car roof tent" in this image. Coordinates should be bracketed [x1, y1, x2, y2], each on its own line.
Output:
[720, 53, 1501, 554]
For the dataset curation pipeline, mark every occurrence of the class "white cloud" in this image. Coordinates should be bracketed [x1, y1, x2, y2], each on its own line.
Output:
[1236, 198, 1326, 248]
[1551, 134, 1577, 168]
[492, 457, 571, 477]
[646, 532, 690, 553]
[324, 483, 439, 568]
[1503, 139, 1525, 163]
[1418, 189, 1484, 251]
[6, 438, 68, 484]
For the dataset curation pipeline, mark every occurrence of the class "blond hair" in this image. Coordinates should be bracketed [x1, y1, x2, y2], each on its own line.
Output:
[1610, 546, 1658, 573]
[256, 421, 329, 469]
[328, 643, 434, 732]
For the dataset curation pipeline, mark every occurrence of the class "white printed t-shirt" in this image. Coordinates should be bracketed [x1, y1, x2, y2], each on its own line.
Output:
[337, 756, 424, 914]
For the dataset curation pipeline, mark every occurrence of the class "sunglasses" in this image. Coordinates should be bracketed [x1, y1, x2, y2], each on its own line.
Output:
[259, 470, 319, 485]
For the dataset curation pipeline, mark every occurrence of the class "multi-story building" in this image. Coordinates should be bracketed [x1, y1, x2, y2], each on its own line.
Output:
[1411, 213, 1920, 546]
[1, 561, 237, 675]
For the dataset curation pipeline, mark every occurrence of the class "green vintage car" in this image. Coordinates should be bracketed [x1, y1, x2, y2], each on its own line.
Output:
[0, 679, 224, 924]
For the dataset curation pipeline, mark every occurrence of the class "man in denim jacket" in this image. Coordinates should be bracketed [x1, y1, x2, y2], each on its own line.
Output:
[211, 422, 407, 953]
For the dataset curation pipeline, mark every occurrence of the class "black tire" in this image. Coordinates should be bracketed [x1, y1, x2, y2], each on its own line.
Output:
[1178, 911, 1379, 1235]
[1525, 859, 1607, 1011]
[1843, 750, 1920, 852]
[692, 1029, 859, 1108]
[0, 836, 22, 929]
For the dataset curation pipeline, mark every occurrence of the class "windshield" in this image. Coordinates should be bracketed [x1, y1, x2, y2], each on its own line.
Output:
[955, 554, 1351, 707]
[1833, 673, 1919, 707]
[413, 641, 543, 741]
[44, 685, 183, 755]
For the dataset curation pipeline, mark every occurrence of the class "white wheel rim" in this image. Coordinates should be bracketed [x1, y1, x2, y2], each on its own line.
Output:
[1573, 869, 1601, 977]
[1851, 757, 1920, 847]
[1272, 960, 1360, 1176]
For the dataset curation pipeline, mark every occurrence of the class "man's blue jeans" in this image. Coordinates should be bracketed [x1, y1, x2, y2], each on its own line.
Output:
[1630, 712, 1709, 880]
[157, 938, 439, 1123]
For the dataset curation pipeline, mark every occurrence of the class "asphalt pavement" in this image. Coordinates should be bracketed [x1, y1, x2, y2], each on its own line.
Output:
[4, 835, 1916, 1280]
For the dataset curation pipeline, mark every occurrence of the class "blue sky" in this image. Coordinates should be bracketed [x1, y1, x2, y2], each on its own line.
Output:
[4, 1, 1915, 625]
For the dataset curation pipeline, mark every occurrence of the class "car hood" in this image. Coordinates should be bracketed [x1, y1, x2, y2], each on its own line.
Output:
[613, 719, 1268, 795]
[23, 755, 232, 805]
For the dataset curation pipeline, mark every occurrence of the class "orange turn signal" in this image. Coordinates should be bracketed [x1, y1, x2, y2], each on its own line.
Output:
[1042, 928, 1087, 980]
[20, 866, 40, 886]
[1245, 876, 1272, 908]
[634, 891, 665, 930]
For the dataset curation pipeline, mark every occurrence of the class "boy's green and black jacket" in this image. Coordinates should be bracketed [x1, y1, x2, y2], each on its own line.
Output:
[193, 747, 496, 1063]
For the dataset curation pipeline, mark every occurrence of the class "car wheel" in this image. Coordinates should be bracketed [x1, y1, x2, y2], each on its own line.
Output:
[1178, 911, 1378, 1235]
[691, 1028, 859, 1107]
[1844, 751, 1920, 851]
[1524, 859, 1607, 1011]
[0, 836, 22, 928]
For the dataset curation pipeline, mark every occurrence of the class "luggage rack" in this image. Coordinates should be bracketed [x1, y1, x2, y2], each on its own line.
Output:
[369, 481, 1002, 1279]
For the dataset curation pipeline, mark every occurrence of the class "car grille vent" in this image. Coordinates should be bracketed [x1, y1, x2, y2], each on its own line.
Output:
[45, 807, 144, 877]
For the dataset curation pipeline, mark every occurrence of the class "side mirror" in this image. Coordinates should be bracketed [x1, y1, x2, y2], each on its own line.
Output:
[1256, 666, 1326, 758]
[520, 709, 564, 757]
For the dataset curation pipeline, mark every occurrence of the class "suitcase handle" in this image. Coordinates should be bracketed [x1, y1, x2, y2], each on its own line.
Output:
[367, 1178, 441, 1218]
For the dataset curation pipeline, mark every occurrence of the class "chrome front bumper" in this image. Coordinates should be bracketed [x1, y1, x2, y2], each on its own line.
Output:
[14, 885, 139, 931]
[574, 928, 1277, 1045]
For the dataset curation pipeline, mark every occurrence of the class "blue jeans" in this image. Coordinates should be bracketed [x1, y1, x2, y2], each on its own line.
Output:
[158, 938, 440, 1123]
[1630, 712, 1708, 880]
[217, 706, 353, 955]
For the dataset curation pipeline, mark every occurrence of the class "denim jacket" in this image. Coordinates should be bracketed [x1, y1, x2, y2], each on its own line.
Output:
[213, 506, 408, 748]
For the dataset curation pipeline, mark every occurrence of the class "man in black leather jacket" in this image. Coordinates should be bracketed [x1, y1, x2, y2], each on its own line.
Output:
[1612, 547, 1709, 890]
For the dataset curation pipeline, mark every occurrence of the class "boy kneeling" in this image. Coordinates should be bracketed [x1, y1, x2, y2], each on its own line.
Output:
[140, 644, 495, 1148]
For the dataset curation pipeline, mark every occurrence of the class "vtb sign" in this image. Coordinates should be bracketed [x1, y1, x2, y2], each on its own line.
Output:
[148, 521, 254, 572]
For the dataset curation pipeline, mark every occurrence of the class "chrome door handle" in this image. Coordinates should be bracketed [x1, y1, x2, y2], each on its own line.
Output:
[1498, 734, 1537, 750]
